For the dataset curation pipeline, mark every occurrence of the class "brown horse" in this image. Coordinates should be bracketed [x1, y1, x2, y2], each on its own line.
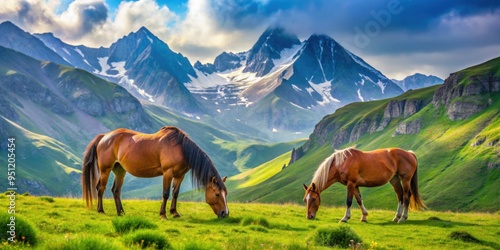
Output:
[303, 147, 425, 223]
[82, 126, 229, 219]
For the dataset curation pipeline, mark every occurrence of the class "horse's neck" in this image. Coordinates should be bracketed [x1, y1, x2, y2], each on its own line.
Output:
[321, 166, 339, 192]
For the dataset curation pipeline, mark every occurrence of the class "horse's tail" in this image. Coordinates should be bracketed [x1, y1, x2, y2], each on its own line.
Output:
[82, 134, 104, 208]
[409, 152, 426, 210]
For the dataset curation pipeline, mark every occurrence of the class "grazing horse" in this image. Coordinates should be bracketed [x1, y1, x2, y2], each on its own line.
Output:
[303, 147, 425, 223]
[82, 126, 229, 219]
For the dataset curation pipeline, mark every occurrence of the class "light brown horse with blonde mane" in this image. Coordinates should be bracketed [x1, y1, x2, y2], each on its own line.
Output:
[82, 126, 229, 219]
[303, 147, 425, 223]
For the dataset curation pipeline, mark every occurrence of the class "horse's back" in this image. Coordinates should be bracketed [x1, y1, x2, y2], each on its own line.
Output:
[381, 148, 417, 178]
[344, 148, 416, 186]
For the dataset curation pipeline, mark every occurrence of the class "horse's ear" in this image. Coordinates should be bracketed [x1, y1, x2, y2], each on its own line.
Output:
[311, 183, 317, 191]
[303, 183, 308, 191]
[222, 176, 227, 182]
[211, 176, 217, 184]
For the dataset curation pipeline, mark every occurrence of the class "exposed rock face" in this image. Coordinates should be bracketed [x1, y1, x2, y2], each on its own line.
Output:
[214, 52, 244, 72]
[393, 118, 422, 136]
[18, 179, 50, 195]
[194, 61, 216, 75]
[288, 147, 304, 165]
[0, 97, 19, 122]
[332, 129, 349, 149]
[433, 72, 500, 120]
[0, 121, 8, 149]
[295, 92, 431, 163]
[243, 27, 301, 77]
[1, 74, 74, 115]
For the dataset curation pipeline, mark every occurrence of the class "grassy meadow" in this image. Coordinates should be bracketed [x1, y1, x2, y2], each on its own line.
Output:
[1, 194, 499, 249]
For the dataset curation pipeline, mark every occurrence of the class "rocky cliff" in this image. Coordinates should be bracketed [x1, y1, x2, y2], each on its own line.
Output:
[433, 66, 500, 120]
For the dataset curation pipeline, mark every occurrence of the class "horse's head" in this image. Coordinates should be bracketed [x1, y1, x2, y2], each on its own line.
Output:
[303, 183, 321, 219]
[206, 176, 229, 218]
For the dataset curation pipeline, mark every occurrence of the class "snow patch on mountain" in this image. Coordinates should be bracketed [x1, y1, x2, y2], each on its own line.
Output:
[357, 89, 364, 102]
[292, 84, 301, 92]
[269, 44, 302, 74]
[74, 48, 84, 58]
[185, 69, 231, 92]
[376, 80, 386, 94]
[309, 80, 340, 105]
[94, 57, 154, 102]
[97, 57, 110, 74]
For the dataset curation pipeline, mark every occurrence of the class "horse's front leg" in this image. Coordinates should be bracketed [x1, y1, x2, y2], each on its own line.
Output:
[160, 171, 173, 220]
[354, 187, 368, 222]
[169, 175, 185, 218]
[340, 183, 355, 223]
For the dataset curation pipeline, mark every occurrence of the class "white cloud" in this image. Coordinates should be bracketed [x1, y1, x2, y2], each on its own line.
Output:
[0, 0, 178, 48]
[166, 0, 264, 63]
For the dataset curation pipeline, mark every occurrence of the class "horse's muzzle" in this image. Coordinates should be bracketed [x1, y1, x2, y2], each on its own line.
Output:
[219, 210, 229, 218]
[307, 214, 315, 220]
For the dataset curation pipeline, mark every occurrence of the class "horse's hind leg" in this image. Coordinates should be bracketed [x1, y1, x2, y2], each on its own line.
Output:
[169, 175, 185, 218]
[160, 170, 173, 220]
[97, 166, 112, 214]
[390, 176, 404, 222]
[398, 176, 412, 223]
[112, 164, 126, 216]
[354, 187, 369, 222]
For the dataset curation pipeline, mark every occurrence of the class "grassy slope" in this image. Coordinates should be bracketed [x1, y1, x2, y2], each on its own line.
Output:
[0, 118, 81, 195]
[227, 84, 500, 212]
[3, 195, 500, 249]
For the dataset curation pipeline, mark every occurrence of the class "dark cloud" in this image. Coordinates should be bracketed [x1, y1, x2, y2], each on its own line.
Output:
[177, 0, 500, 77]
[67, 0, 108, 37]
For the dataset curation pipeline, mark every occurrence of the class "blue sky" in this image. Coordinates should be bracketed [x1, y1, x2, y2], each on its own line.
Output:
[1, 0, 499, 79]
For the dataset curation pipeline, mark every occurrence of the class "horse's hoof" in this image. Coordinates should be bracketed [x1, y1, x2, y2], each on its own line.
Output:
[160, 215, 167, 220]
[171, 213, 181, 218]
[339, 219, 348, 223]
[393, 217, 400, 222]
[397, 218, 407, 223]
[361, 219, 368, 223]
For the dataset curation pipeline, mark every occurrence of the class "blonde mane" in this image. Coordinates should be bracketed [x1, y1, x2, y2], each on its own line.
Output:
[311, 147, 354, 192]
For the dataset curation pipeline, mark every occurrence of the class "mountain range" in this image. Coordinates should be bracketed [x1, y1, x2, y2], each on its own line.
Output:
[392, 73, 443, 91]
[192, 27, 405, 137]
[0, 21, 429, 139]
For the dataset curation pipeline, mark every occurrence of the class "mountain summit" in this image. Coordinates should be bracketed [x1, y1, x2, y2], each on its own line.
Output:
[33, 24, 204, 114]
[191, 26, 403, 137]
[0, 21, 71, 67]
[243, 27, 301, 76]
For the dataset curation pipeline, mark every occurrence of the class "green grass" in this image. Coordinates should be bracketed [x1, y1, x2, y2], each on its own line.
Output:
[1, 195, 499, 249]
[456, 56, 500, 86]
[228, 151, 292, 189]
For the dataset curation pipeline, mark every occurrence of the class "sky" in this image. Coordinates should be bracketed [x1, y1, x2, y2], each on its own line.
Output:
[1, 0, 499, 80]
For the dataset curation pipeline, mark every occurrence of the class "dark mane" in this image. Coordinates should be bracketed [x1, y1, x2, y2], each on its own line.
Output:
[163, 126, 226, 191]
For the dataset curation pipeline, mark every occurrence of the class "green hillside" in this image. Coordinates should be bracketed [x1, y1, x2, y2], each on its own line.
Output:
[227, 58, 500, 212]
